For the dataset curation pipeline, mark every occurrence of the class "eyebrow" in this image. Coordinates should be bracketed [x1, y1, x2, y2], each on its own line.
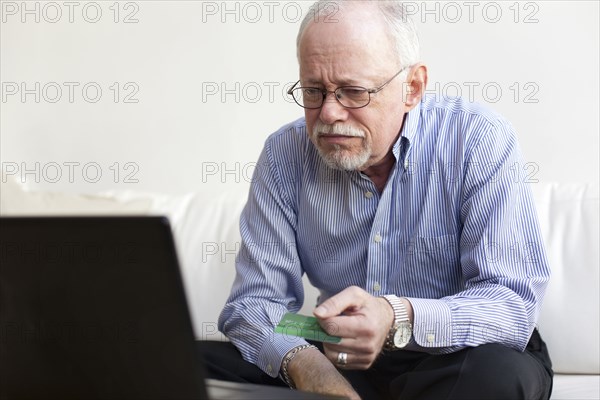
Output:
[301, 78, 374, 87]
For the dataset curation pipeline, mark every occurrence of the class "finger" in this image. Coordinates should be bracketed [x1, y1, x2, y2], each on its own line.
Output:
[318, 313, 374, 339]
[325, 337, 380, 358]
[325, 348, 351, 368]
[323, 347, 375, 370]
[318, 317, 348, 337]
[314, 286, 368, 319]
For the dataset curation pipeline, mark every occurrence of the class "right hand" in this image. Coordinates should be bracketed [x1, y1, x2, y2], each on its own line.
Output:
[287, 347, 361, 400]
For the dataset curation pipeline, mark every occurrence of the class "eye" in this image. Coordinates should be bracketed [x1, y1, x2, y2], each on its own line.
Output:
[302, 88, 322, 97]
[339, 87, 367, 99]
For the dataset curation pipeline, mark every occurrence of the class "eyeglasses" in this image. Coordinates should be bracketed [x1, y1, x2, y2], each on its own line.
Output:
[287, 66, 409, 109]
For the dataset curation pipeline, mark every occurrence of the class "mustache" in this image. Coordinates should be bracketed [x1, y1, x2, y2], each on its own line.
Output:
[312, 122, 366, 138]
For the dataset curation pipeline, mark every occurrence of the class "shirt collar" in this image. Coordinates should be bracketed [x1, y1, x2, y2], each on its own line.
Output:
[391, 98, 421, 160]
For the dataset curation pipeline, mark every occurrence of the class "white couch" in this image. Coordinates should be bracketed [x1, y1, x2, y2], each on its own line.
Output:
[1, 174, 598, 400]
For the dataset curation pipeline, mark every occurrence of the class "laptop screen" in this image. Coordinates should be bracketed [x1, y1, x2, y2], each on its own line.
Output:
[0, 216, 208, 399]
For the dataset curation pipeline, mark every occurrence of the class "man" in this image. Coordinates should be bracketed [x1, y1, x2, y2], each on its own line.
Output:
[200, 1, 553, 399]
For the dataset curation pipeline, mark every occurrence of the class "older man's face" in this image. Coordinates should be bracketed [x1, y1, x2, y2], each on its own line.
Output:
[298, 6, 408, 172]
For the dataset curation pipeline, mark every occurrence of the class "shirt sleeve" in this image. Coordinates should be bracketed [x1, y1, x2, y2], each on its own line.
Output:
[217, 133, 308, 377]
[406, 118, 550, 353]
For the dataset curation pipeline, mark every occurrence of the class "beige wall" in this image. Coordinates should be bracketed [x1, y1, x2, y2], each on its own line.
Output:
[1, 1, 598, 196]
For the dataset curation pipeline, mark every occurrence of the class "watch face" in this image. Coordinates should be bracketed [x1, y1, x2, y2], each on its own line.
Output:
[393, 322, 412, 348]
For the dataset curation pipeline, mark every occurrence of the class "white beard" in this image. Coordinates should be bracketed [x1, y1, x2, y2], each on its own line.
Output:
[311, 122, 372, 171]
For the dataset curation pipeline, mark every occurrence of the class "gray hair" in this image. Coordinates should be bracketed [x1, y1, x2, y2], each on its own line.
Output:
[296, 0, 420, 68]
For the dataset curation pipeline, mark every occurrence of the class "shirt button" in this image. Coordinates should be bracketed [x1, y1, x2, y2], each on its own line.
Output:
[374, 234, 382, 243]
[427, 334, 435, 343]
[364, 191, 374, 199]
[267, 364, 273, 373]
[373, 282, 381, 292]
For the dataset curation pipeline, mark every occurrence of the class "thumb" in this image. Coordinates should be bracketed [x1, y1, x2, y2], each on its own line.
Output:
[313, 302, 331, 318]
[314, 286, 365, 319]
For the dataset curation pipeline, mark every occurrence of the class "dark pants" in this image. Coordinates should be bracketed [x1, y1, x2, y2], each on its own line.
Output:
[197, 329, 553, 400]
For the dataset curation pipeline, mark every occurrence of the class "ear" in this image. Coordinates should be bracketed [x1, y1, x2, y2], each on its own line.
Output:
[404, 63, 428, 110]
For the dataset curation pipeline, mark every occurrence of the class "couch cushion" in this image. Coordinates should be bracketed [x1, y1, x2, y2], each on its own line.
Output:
[0, 173, 152, 215]
[162, 190, 246, 341]
[533, 183, 600, 374]
[551, 374, 600, 400]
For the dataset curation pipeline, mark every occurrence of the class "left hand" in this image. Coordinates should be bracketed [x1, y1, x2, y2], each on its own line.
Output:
[313, 286, 394, 370]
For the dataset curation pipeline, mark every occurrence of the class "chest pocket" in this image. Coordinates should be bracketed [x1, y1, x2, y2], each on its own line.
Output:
[400, 234, 462, 298]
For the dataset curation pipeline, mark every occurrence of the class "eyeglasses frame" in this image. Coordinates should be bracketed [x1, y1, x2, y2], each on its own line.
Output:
[287, 65, 410, 109]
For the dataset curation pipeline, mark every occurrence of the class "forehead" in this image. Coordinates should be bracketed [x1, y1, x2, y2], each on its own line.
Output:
[298, 5, 397, 84]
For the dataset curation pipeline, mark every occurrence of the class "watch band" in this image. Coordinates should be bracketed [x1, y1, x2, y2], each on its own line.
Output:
[382, 295, 408, 324]
[382, 295, 410, 350]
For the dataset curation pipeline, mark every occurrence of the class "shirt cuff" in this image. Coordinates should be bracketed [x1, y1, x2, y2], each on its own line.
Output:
[405, 297, 455, 348]
[256, 333, 308, 378]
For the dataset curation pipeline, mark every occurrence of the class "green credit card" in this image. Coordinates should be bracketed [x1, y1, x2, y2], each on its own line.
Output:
[274, 312, 341, 343]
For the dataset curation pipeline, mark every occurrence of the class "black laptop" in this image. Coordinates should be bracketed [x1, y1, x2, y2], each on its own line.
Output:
[0, 216, 344, 399]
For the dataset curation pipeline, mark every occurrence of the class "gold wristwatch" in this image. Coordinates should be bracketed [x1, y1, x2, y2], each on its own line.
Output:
[382, 295, 412, 350]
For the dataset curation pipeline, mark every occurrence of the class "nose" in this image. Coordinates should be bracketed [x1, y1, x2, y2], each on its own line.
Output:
[318, 92, 348, 125]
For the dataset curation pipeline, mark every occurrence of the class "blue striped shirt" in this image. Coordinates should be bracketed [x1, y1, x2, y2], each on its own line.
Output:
[218, 94, 550, 377]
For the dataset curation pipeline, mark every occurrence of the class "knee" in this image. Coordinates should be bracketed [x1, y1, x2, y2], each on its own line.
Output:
[453, 344, 551, 400]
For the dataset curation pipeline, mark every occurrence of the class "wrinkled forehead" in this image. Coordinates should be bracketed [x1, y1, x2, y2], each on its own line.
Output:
[298, 2, 387, 51]
[298, 5, 398, 82]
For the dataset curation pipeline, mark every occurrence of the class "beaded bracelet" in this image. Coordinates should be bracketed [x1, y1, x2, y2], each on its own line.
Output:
[280, 344, 318, 389]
